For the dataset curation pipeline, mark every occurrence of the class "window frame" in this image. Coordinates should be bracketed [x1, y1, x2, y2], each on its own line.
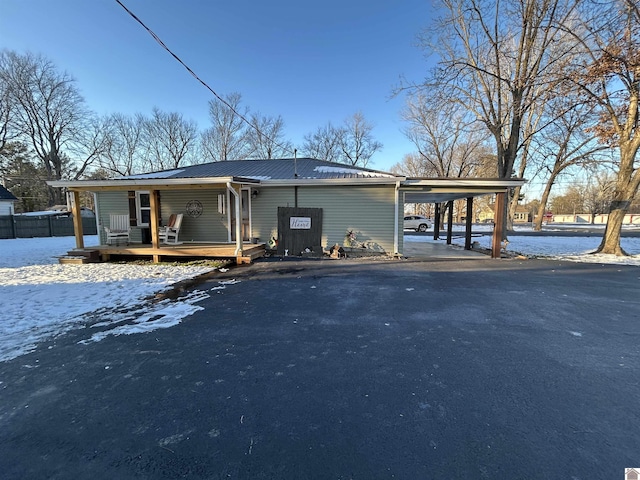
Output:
[136, 191, 151, 227]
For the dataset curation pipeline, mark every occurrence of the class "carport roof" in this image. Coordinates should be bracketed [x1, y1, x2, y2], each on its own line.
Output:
[401, 177, 526, 204]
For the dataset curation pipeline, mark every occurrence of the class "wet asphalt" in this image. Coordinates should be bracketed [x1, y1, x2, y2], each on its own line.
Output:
[1, 255, 639, 479]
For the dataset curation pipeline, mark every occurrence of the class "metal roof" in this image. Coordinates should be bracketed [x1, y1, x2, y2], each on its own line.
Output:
[124, 158, 399, 181]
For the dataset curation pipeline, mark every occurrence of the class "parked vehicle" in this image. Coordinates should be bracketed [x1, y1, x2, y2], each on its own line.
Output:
[404, 215, 431, 232]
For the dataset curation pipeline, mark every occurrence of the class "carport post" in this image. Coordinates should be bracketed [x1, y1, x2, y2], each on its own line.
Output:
[433, 203, 440, 240]
[492, 191, 506, 258]
[446, 201, 454, 245]
[465, 197, 473, 250]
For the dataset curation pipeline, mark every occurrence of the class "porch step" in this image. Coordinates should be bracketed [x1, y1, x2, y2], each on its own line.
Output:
[58, 249, 101, 264]
[236, 244, 266, 264]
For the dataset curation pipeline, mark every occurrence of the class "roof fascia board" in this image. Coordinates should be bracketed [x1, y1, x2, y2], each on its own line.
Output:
[47, 176, 257, 190]
[402, 178, 526, 188]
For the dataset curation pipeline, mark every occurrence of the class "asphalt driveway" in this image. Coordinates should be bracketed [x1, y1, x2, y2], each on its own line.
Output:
[1, 256, 639, 479]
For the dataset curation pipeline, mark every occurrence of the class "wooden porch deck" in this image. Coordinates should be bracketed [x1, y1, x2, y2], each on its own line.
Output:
[62, 242, 266, 265]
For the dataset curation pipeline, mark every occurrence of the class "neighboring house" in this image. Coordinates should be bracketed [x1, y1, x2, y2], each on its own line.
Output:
[0, 185, 18, 216]
[479, 203, 531, 223]
[49, 158, 524, 262]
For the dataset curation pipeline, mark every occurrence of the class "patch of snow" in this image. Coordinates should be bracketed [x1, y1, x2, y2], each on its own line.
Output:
[0, 235, 220, 362]
[245, 175, 272, 180]
[313, 166, 395, 177]
[125, 169, 185, 179]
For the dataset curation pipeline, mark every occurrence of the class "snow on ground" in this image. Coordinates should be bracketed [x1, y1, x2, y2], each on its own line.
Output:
[0, 236, 232, 362]
[1, 228, 639, 363]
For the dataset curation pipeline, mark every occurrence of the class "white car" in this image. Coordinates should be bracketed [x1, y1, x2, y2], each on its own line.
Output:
[404, 215, 431, 232]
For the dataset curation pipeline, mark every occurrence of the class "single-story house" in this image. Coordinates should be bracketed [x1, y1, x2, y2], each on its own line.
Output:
[0, 185, 18, 216]
[478, 203, 531, 223]
[48, 158, 525, 263]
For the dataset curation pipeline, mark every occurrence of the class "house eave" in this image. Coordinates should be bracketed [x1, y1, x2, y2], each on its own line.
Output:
[47, 176, 260, 191]
[402, 178, 526, 188]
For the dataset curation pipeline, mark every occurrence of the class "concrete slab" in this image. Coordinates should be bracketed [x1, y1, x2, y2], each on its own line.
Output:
[402, 237, 488, 259]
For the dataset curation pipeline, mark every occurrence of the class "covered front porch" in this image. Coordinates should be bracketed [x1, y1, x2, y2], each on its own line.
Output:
[57, 176, 262, 264]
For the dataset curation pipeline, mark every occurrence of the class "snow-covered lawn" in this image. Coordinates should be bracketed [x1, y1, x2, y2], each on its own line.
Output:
[0, 236, 228, 362]
[1, 230, 639, 363]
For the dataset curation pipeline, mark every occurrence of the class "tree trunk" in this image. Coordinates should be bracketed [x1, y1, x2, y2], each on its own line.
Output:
[596, 207, 627, 255]
[534, 174, 557, 231]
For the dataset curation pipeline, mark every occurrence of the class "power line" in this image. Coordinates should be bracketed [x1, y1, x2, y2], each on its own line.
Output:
[114, 0, 295, 157]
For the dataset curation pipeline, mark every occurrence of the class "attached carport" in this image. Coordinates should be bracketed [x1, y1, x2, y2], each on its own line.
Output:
[400, 178, 526, 258]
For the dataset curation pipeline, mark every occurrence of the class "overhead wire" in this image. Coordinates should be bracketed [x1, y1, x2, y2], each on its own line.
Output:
[114, 0, 295, 157]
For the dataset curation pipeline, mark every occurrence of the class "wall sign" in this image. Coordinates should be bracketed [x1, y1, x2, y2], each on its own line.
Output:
[290, 216, 311, 229]
[186, 200, 203, 218]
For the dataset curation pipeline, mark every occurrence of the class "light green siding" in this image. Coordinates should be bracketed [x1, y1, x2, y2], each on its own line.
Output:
[96, 191, 129, 244]
[249, 184, 399, 253]
[159, 188, 228, 242]
[298, 185, 397, 253]
[96, 188, 230, 243]
[249, 187, 296, 244]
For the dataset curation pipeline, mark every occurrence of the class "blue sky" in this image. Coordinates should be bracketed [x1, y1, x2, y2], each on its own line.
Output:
[0, 0, 434, 172]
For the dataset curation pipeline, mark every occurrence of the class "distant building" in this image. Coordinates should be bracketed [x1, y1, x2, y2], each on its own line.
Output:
[478, 203, 531, 223]
[0, 185, 18, 215]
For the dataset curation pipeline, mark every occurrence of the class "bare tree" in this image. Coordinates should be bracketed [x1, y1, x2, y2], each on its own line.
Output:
[301, 122, 343, 163]
[583, 170, 616, 223]
[201, 92, 250, 161]
[530, 99, 608, 229]
[568, 0, 640, 254]
[402, 93, 490, 177]
[410, 0, 580, 232]
[142, 108, 198, 170]
[339, 112, 382, 168]
[246, 113, 293, 159]
[549, 185, 584, 214]
[99, 113, 147, 176]
[0, 56, 19, 152]
[0, 50, 96, 205]
[390, 152, 433, 177]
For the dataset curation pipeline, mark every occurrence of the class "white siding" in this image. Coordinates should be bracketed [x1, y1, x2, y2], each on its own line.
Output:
[0, 201, 14, 216]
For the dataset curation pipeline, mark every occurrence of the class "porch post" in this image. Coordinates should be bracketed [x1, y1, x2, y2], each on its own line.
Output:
[465, 197, 473, 250]
[393, 181, 400, 255]
[446, 201, 453, 245]
[149, 189, 160, 263]
[492, 191, 506, 258]
[70, 190, 84, 249]
[227, 182, 242, 256]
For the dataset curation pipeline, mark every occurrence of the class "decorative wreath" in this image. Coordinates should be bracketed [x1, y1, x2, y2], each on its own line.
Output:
[186, 200, 203, 218]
